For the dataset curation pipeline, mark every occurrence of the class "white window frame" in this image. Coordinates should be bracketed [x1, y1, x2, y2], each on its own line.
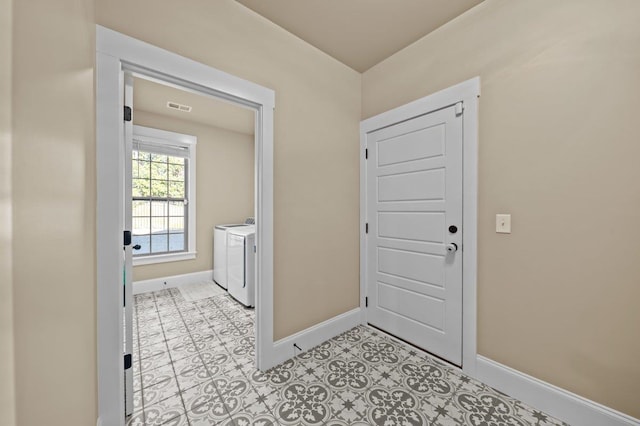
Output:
[131, 125, 197, 266]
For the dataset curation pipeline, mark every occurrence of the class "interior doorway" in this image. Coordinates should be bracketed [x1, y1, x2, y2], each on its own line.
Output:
[122, 74, 259, 417]
[96, 26, 275, 426]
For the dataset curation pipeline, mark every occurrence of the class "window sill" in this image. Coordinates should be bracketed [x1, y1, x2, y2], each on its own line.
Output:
[133, 251, 197, 266]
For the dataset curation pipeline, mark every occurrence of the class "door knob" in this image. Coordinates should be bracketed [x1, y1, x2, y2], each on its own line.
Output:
[446, 243, 458, 253]
[132, 244, 141, 250]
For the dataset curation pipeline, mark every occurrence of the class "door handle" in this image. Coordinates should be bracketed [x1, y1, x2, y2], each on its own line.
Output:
[132, 244, 141, 250]
[446, 243, 458, 253]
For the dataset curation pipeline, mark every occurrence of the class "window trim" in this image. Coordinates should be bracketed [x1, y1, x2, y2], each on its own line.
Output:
[131, 125, 197, 266]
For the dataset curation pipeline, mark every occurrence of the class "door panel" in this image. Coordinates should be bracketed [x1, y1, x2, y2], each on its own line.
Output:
[366, 104, 463, 366]
[378, 248, 444, 287]
[377, 123, 445, 166]
[377, 169, 445, 202]
[377, 212, 445, 243]
[377, 283, 445, 331]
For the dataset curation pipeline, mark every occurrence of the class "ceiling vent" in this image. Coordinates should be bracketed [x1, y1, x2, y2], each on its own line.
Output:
[166, 101, 192, 112]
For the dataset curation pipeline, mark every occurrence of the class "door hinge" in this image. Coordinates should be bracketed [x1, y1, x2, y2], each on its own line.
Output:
[123, 230, 132, 246]
[124, 354, 132, 370]
[124, 106, 132, 122]
[365, 297, 368, 308]
[365, 148, 368, 160]
[365, 223, 368, 234]
[455, 102, 464, 116]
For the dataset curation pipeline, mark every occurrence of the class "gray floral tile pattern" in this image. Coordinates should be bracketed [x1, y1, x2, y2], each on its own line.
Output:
[275, 382, 330, 425]
[128, 284, 569, 425]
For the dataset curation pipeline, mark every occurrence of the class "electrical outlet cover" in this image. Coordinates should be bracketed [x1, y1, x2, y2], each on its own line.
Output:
[496, 214, 511, 233]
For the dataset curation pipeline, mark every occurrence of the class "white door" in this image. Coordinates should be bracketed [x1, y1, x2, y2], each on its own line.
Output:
[366, 103, 463, 366]
[123, 73, 135, 416]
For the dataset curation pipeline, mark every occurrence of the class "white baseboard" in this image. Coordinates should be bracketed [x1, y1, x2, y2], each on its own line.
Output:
[476, 356, 639, 426]
[268, 308, 362, 368]
[133, 269, 213, 295]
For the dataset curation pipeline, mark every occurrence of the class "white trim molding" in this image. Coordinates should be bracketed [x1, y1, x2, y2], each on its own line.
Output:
[477, 356, 640, 426]
[132, 269, 213, 295]
[268, 308, 362, 368]
[132, 251, 197, 266]
[96, 26, 275, 426]
[359, 77, 480, 376]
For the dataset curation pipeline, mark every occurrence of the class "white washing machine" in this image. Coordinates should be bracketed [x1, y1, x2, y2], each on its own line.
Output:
[213, 219, 254, 289]
[227, 225, 256, 307]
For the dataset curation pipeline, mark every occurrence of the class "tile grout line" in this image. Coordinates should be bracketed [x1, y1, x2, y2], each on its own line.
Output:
[171, 292, 235, 425]
[322, 327, 531, 426]
[300, 327, 443, 425]
[201, 295, 257, 422]
[349, 329, 461, 425]
[164, 289, 201, 426]
[152, 290, 189, 425]
[199, 294, 282, 424]
[136, 296, 564, 426]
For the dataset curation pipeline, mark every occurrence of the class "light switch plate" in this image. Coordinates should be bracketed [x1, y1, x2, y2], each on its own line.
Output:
[496, 214, 511, 233]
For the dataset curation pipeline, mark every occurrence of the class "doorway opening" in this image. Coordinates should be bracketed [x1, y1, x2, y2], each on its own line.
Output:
[96, 26, 275, 426]
[123, 74, 259, 418]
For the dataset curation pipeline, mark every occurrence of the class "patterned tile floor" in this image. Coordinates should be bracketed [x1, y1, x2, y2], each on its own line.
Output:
[128, 286, 568, 426]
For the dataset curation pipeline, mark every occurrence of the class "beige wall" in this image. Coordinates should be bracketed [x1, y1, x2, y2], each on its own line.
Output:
[363, 0, 640, 417]
[132, 110, 255, 282]
[12, 0, 97, 425]
[97, 0, 362, 340]
[0, 0, 15, 425]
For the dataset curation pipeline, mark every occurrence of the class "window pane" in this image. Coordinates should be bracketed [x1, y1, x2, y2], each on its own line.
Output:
[132, 200, 150, 217]
[168, 164, 184, 180]
[151, 233, 168, 253]
[151, 162, 167, 180]
[132, 235, 150, 255]
[151, 153, 167, 163]
[169, 201, 185, 216]
[168, 156, 184, 165]
[132, 158, 139, 178]
[151, 216, 167, 233]
[137, 160, 151, 179]
[168, 181, 184, 198]
[131, 144, 191, 258]
[169, 233, 184, 252]
[132, 179, 150, 197]
[132, 217, 150, 235]
[169, 217, 184, 232]
[151, 180, 167, 197]
[151, 201, 168, 217]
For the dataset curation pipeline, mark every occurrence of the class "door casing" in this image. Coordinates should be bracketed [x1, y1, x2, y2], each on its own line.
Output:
[359, 77, 480, 375]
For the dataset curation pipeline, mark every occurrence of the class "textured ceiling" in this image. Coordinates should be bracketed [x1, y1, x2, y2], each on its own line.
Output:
[133, 77, 255, 135]
[235, 0, 483, 72]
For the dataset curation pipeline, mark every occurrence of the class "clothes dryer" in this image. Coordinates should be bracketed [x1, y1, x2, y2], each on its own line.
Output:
[227, 226, 256, 307]
[213, 219, 253, 289]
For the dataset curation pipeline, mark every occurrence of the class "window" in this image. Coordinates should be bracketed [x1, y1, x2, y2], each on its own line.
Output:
[131, 126, 196, 265]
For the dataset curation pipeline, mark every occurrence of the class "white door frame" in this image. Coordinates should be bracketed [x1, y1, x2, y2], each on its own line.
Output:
[96, 26, 275, 426]
[359, 77, 480, 376]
